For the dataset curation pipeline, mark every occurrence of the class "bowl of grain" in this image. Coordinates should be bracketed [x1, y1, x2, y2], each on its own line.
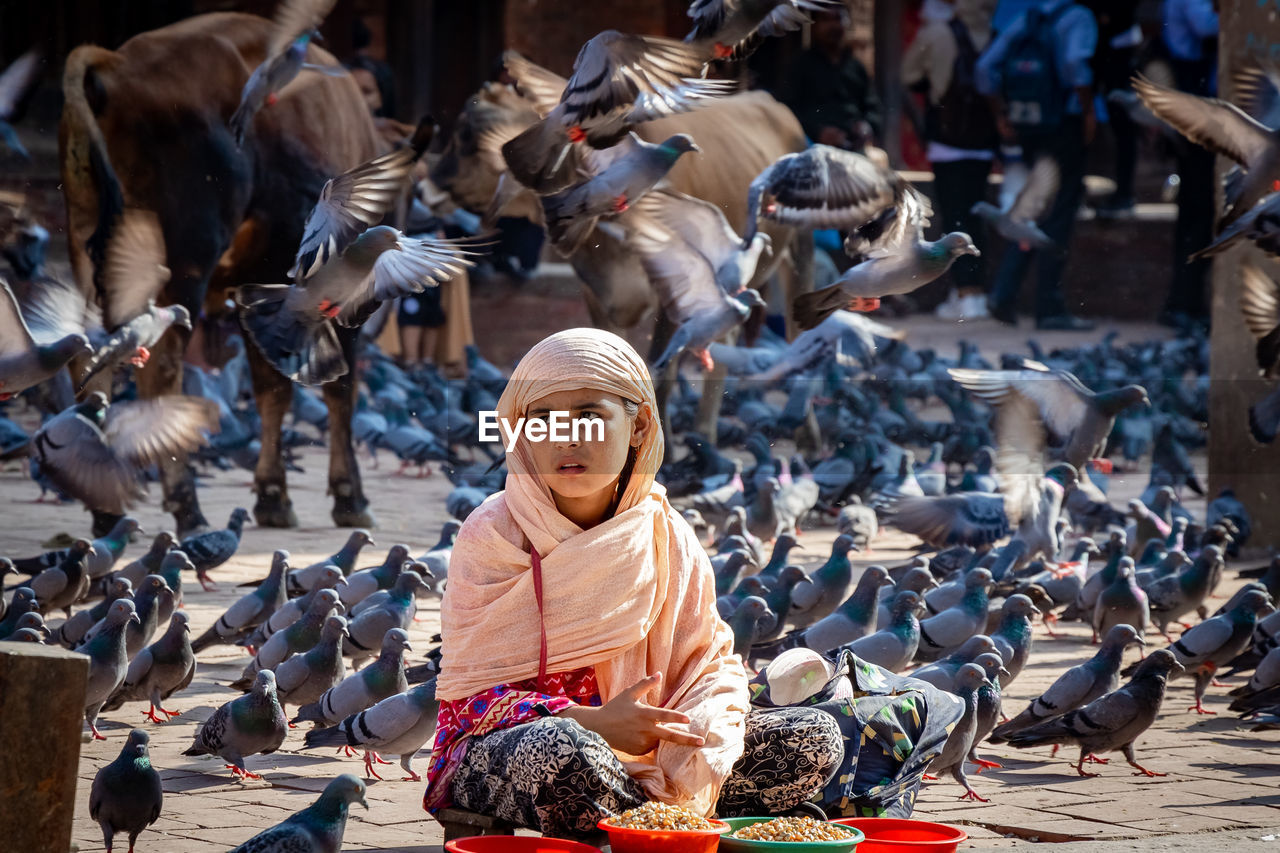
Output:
[598, 801, 731, 853]
[718, 816, 864, 851]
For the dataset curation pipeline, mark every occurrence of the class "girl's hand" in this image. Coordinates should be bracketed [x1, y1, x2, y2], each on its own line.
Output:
[562, 673, 705, 755]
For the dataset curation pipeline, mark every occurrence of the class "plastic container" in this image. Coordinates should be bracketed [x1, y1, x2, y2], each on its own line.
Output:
[596, 815, 731, 853]
[445, 837, 603, 852]
[829, 818, 967, 852]
[718, 816, 864, 852]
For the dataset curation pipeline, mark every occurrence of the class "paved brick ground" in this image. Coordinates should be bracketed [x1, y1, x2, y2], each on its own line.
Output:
[3, 316, 1279, 851]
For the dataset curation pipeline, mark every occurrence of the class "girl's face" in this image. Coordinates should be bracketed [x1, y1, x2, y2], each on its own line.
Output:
[523, 389, 652, 526]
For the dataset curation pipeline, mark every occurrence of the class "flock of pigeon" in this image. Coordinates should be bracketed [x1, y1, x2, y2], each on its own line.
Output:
[5, 0, 1280, 851]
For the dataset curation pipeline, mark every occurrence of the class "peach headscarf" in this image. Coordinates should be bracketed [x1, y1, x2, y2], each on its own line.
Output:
[437, 328, 749, 815]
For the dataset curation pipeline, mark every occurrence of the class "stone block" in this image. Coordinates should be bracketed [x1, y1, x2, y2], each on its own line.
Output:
[0, 642, 89, 853]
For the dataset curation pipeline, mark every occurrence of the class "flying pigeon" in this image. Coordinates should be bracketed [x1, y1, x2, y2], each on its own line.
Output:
[32, 392, 218, 516]
[971, 155, 1059, 250]
[685, 0, 843, 61]
[0, 277, 91, 400]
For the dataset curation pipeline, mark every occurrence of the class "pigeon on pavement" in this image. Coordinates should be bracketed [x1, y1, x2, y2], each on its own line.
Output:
[841, 589, 924, 672]
[182, 670, 289, 779]
[227, 773, 367, 853]
[178, 507, 251, 591]
[1003, 649, 1184, 777]
[292, 629, 411, 729]
[192, 550, 291, 652]
[81, 599, 139, 740]
[89, 729, 163, 853]
[923, 663, 991, 802]
[275, 614, 350, 709]
[303, 679, 439, 781]
[103, 611, 197, 724]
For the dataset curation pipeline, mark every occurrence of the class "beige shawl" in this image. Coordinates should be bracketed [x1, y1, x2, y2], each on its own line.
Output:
[437, 328, 750, 815]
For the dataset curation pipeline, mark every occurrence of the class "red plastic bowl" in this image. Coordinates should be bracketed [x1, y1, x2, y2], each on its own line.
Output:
[445, 837, 602, 852]
[597, 816, 732, 853]
[830, 818, 967, 852]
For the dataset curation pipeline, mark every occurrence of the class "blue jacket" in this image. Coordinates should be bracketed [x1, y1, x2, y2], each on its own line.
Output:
[977, 0, 1099, 116]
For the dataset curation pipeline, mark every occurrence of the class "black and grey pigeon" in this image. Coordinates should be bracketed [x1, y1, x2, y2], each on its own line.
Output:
[32, 392, 219, 516]
[81, 598, 139, 740]
[541, 133, 702, 255]
[758, 564, 892, 656]
[227, 773, 367, 853]
[924, 663, 990, 802]
[971, 156, 1059, 250]
[1168, 589, 1274, 715]
[89, 729, 162, 853]
[31, 538, 95, 619]
[990, 593, 1039, 686]
[56, 577, 132, 648]
[729, 596, 776, 660]
[910, 634, 999, 691]
[182, 669, 288, 780]
[0, 277, 91, 399]
[785, 534, 860, 628]
[877, 566, 937, 629]
[685, 0, 842, 61]
[103, 611, 196, 725]
[77, 574, 173, 659]
[339, 544, 412, 608]
[242, 567, 346, 652]
[1147, 545, 1223, 641]
[915, 569, 993, 662]
[303, 680, 439, 781]
[968, 651, 1012, 773]
[192, 550, 291, 652]
[293, 628, 411, 727]
[417, 520, 460, 594]
[993, 623, 1145, 743]
[279, 529, 375, 594]
[0, 587, 38, 638]
[13, 516, 140, 580]
[276, 614, 349, 710]
[841, 590, 924, 672]
[77, 303, 191, 393]
[948, 359, 1148, 471]
[1003, 649, 1184, 777]
[351, 560, 434, 618]
[178, 507, 251, 591]
[1133, 72, 1280, 229]
[1093, 557, 1149, 643]
[232, 588, 343, 690]
[344, 572, 426, 666]
[111, 531, 176, 589]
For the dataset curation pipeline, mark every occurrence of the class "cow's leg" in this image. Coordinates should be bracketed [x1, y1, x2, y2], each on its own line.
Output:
[245, 333, 298, 528]
[326, 330, 374, 528]
[136, 325, 209, 537]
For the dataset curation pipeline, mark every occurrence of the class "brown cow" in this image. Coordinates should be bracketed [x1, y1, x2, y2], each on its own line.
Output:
[60, 13, 383, 536]
[431, 85, 813, 440]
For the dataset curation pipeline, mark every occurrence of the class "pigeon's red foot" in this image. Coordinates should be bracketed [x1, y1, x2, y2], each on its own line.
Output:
[697, 349, 715, 372]
[317, 299, 341, 319]
[713, 42, 733, 59]
[198, 574, 218, 592]
[1187, 702, 1217, 715]
[90, 725, 107, 741]
[613, 195, 629, 213]
[1180, 622, 1195, 630]
[342, 745, 359, 758]
[142, 706, 168, 725]
[959, 789, 990, 803]
[265, 92, 278, 107]
[370, 751, 392, 765]
[1089, 458, 1114, 475]
[922, 773, 938, 781]
[288, 722, 298, 729]
[364, 752, 385, 781]
[1128, 761, 1166, 778]
[973, 758, 1003, 770]
[1082, 754, 1109, 764]
[417, 464, 432, 479]
[1210, 677, 1227, 688]
[1050, 744, 1059, 757]
[1074, 760, 1100, 778]
[130, 346, 151, 368]
[159, 706, 181, 719]
[402, 771, 423, 782]
[226, 764, 262, 780]
[568, 125, 586, 143]
[846, 296, 880, 312]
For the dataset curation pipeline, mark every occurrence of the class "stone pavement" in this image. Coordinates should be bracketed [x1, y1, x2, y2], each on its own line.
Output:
[1, 318, 1278, 851]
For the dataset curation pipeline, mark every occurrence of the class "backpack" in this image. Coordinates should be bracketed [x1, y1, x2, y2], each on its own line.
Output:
[1001, 3, 1072, 131]
[928, 18, 1000, 150]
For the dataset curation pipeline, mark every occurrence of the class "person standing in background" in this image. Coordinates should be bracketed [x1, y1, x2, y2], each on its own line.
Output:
[1160, 0, 1218, 330]
[903, 0, 1000, 321]
[778, 7, 883, 152]
[977, 0, 1099, 331]
[1084, 0, 1142, 219]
